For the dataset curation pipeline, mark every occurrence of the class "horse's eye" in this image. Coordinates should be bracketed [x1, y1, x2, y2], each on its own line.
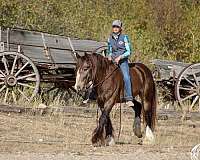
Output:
[83, 67, 89, 71]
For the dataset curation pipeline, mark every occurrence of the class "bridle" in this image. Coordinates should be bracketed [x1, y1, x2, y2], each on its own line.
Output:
[86, 65, 119, 90]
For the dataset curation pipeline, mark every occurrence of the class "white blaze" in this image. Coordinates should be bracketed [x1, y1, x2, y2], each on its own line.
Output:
[74, 69, 80, 91]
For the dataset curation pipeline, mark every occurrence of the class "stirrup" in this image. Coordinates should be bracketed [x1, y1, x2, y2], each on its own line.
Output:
[126, 101, 134, 107]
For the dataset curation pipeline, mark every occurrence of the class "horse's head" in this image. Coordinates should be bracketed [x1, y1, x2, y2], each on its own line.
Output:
[74, 53, 94, 92]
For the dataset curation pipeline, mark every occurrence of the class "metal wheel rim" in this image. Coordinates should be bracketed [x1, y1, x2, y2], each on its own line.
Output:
[0, 51, 40, 103]
[175, 63, 200, 110]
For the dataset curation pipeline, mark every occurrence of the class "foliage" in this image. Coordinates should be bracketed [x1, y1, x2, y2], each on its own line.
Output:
[0, 0, 200, 63]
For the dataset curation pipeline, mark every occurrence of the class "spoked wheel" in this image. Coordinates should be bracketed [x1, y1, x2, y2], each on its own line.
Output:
[0, 51, 40, 104]
[175, 63, 200, 111]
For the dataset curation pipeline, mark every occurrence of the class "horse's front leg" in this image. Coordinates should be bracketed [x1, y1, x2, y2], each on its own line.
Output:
[91, 110, 108, 146]
[92, 100, 114, 146]
[105, 114, 115, 146]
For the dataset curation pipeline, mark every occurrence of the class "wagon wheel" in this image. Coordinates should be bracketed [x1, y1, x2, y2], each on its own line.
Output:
[92, 45, 107, 56]
[175, 63, 200, 111]
[0, 51, 40, 104]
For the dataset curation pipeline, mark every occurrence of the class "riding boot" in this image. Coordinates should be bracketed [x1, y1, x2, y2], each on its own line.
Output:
[126, 100, 134, 107]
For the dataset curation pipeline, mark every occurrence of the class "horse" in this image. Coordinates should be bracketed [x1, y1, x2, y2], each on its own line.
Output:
[74, 52, 157, 146]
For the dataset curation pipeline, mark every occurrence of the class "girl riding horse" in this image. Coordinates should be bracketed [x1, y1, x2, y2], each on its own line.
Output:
[74, 20, 157, 146]
[108, 20, 134, 107]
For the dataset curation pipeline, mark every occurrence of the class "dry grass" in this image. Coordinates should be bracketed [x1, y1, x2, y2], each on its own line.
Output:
[0, 87, 83, 110]
[0, 104, 199, 159]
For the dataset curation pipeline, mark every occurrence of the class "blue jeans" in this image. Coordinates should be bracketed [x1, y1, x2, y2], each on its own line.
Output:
[119, 59, 133, 101]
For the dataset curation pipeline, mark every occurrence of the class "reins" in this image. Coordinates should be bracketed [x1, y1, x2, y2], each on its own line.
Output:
[86, 63, 123, 140]
[86, 65, 119, 89]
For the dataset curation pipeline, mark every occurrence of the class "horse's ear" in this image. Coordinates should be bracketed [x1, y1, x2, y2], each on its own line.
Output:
[84, 52, 89, 57]
[92, 52, 97, 56]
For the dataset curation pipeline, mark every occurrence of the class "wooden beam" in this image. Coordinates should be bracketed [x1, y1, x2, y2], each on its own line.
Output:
[1, 28, 106, 52]
[0, 104, 200, 121]
[0, 28, 106, 64]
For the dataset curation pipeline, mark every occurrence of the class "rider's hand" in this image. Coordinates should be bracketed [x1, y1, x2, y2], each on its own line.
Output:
[115, 55, 122, 64]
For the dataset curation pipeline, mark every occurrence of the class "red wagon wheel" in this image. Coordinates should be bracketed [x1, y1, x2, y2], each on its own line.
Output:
[175, 63, 200, 111]
[0, 51, 40, 104]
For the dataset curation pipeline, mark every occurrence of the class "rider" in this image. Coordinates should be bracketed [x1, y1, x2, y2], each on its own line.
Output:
[108, 20, 134, 107]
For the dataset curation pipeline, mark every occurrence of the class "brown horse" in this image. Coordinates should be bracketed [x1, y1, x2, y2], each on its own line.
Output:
[74, 53, 157, 146]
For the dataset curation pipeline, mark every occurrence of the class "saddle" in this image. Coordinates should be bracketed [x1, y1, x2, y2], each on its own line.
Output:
[128, 63, 136, 68]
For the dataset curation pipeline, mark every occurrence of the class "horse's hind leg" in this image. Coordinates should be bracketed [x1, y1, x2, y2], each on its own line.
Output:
[143, 100, 155, 143]
[131, 99, 142, 138]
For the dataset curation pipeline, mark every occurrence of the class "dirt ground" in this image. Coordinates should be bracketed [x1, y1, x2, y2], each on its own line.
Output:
[0, 105, 199, 160]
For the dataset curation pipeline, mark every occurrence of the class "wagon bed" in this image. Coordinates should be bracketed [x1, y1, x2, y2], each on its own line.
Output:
[0, 27, 107, 104]
[0, 27, 106, 67]
[152, 59, 200, 111]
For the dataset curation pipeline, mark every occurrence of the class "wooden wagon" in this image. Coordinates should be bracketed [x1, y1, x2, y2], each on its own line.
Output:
[0, 27, 106, 104]
[152, 59, 200, 111]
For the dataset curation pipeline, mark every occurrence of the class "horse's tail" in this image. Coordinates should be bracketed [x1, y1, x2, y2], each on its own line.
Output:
[144, 66, 157, 132]
[150, 79, 157, 131]
[136, 63, 157, 131]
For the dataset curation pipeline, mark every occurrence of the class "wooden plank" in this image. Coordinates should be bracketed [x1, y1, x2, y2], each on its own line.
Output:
[152, 59, 190, 67]
[0, 28, 107, 64]
[152, 59, 191, 80]
[0, 104, 200, 122]
[157, 110, 200, 121]
[1, 28, 106, 52]
[21, 46, 75, 64]
[0, 104, 22, 113]
[7, 43, 84, 65]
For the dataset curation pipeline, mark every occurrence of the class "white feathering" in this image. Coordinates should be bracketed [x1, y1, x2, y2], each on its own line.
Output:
[145, 126, 155, 143]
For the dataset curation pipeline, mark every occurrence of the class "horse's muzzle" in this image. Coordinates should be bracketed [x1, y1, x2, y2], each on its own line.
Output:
[74, 85, 82, 92]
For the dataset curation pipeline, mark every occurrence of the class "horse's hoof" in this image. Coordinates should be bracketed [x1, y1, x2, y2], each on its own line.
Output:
[106, 136, 115, 146]
[137, 138, 143, 145]
[92, 135, 100, 146]
[143, 137, 155, 145]
[133, 117, 142, 138]
[92, 142, 101, 147]
[92, 137, 105, 147]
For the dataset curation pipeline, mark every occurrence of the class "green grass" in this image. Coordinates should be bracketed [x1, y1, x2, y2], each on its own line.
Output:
[0, 0, 199, 63]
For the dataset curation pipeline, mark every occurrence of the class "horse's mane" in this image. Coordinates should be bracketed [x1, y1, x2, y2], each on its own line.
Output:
[85, 53, 116, 80]
[84, 53, 112, 67]
[95, 53, 114, 68]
